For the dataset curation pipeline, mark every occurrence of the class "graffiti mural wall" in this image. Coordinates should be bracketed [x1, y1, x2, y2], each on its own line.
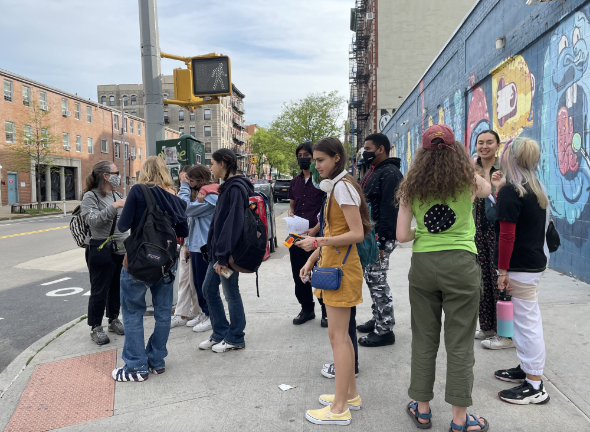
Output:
[383, 0, 590, 282]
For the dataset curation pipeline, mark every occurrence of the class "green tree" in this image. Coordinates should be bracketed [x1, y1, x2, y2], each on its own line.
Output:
[4, 102, 61, 210]
[249, 127, 290, 178]
[272, 91, 346, 147]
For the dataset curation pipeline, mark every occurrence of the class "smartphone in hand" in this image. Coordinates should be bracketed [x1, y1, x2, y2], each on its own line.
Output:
[214, 261, 234, 279]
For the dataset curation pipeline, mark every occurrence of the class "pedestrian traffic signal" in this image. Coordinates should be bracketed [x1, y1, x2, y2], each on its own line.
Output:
[191, 55, 231, 97]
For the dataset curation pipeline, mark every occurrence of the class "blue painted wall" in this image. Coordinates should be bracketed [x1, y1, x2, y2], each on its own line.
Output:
[382, 0, 590, 282]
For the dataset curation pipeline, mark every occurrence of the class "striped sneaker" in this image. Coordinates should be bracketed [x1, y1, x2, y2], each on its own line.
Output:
[112, 367, 149, 382]
[149, 367, 165, 375]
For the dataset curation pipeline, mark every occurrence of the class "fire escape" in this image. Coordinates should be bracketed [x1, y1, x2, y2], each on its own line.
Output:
[349, 0, 370, 150]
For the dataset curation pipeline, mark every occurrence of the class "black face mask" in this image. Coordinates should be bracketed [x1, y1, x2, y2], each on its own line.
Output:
[298, 157, 312, 170]
[363, 151, 376, 164]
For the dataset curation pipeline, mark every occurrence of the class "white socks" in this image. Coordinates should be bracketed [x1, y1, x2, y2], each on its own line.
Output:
[526, 378, 541, 390]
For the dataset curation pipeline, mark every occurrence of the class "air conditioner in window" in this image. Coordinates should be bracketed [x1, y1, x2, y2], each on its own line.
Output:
[366, 12, 374, 20]
[40, 103, 48, 111]
[67, 111, 71, 116]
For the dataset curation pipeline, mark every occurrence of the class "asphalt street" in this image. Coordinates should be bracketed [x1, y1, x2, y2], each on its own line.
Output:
[0, 214, 90, 373]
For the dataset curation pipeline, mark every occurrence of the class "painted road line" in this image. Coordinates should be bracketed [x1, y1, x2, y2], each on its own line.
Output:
[0, 225, 69, 239]
[41, 277, 72, 286]
[46, 287, 84, 297]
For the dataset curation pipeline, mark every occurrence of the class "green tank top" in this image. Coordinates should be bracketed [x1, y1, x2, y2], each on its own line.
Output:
[411, 188, 477, 254]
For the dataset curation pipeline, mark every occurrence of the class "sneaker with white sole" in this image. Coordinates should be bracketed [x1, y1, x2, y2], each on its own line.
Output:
[192, 316, 212, 332]
[186, 312, 206, 327]
[494, 364, 526, 383]
[475, 329, 496, 340]
[198, 337, 218, 350]
[112, 367, 148, 382]
[306, 405, 351, 425]
[212, 340, 245, 353]
[321, 362, 359, 379]
[319, 394, 362, 410]
[498, 381, 550, 405]
[481, 335, 515, 350]
[170, 315, 188, 328]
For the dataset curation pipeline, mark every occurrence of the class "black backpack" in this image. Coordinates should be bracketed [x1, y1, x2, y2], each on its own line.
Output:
[124, 184, 178, 285]
[227, 184, 267, 296]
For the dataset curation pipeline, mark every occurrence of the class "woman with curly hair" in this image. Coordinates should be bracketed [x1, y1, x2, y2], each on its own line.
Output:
[397, 125, 491, 431]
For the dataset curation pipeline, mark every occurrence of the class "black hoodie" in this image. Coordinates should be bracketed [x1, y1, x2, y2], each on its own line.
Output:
[360, 157, 403, 249]
[207, 175, 255, 266]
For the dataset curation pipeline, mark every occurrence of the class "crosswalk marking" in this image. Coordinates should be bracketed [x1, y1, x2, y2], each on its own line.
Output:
[41, 277, 72, 286]
[0, 226, 69, 239]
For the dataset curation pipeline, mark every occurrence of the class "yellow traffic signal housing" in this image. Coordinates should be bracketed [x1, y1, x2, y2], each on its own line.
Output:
[173, 68, 193, 102]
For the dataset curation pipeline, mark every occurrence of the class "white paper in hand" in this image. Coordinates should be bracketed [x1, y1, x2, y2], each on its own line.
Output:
[283, 216, 309, 235]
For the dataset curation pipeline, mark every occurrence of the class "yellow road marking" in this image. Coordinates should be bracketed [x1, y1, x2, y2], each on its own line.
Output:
[0, 226, 69, 239]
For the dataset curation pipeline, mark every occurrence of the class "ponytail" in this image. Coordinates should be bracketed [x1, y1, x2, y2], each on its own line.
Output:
[84, 160, 112, 195]
[212, 149, 238, 193]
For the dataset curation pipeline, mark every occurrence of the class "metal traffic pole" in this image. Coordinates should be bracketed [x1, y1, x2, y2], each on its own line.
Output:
[120, 101, 127, 197]
[138, 0, 165, 156]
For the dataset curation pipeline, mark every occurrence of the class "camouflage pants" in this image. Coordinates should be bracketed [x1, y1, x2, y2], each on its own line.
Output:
[363, 240, 396, 335]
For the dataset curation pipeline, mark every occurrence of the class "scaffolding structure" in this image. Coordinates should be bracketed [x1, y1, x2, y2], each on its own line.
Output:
[348, 0, 371, 151]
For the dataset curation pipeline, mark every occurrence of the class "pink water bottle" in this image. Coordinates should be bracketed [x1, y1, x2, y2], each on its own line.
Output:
[496, 289, 514, 337]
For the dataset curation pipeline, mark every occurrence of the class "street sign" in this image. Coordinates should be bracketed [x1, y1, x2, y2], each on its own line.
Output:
[191, 56, 231, 97]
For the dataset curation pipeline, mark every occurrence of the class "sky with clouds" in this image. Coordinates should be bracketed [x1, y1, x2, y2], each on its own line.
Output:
[0, 0, 352, 127]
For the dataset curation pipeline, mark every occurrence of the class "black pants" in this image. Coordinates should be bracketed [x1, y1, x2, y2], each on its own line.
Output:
[289, 245, 325, 314]
[350, 306, 359, 372]
[85, 247, 125, 327]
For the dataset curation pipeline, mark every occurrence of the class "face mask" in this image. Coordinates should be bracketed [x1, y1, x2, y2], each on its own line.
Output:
[107, 174, 121, 188]
[363, 151, 376, 164]
[298, 157, 312, 170]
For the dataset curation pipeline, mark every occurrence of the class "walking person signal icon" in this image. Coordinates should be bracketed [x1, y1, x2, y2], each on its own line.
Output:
[191, 56, 231, 96]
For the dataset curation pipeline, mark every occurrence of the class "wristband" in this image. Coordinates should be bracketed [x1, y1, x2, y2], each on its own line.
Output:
[313, 238, 318, 250]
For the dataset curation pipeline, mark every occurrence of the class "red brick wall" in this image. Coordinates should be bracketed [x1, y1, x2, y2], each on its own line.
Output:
[0, 72, 177, 205]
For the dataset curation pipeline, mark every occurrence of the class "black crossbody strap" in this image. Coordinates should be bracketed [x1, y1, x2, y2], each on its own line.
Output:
[109, 192, 118, 237]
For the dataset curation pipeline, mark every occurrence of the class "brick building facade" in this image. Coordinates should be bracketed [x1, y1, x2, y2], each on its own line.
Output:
[1, 69, 179, 205]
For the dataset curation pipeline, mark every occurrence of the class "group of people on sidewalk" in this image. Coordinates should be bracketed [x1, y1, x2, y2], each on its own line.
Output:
[79, 122, 551, 429]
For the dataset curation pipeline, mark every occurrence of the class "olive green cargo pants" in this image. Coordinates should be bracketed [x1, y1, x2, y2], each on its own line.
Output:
[408, 249, 482, 407]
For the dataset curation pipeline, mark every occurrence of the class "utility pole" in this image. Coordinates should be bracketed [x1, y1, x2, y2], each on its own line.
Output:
[120, 102, 127, 197]
[138, 0, 165, 156]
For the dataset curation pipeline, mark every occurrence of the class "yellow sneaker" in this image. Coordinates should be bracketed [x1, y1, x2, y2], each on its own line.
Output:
[318, 394, 362, 410]
[306, 405, 352, 425]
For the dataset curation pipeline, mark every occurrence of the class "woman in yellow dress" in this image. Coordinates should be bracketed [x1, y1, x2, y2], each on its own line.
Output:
[298, 137, 371, 426]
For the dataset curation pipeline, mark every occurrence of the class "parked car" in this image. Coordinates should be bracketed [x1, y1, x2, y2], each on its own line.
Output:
[273, 179, 291, 202]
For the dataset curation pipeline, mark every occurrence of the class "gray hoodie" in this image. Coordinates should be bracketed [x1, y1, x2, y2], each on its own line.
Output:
[80, 188, 128, 255]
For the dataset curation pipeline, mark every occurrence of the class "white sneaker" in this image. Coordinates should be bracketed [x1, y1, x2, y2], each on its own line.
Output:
[198, 337, 218, 350]
[192, 316, 212, 332]
[170, 315, 188, 328]
[475, 329, 496, 340]
[212, 340, 245, 353]
[186, 312, 205, 327]
[481, 335, 515, 350]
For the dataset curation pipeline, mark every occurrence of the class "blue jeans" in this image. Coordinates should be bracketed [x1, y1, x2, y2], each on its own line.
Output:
[120, 264, 177, 373]
[202, 261, 246, 346]
[190, 252, 210, 316]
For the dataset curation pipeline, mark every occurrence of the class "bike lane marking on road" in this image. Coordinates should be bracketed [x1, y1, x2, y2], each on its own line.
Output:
[46, 288, 84, 297]
[41, 277, 72, 286]
[0, 226, 69, 239]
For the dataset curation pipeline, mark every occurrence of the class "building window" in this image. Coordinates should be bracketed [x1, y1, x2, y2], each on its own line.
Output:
[101, 139, 108, 153]
[204, 109, 211, 120]
[101, 96, 107, 105]
[205, 142, 211, 153]
[179, 127, 184, 135]
[131, 111, 137, 116]
[138, 147, 142, 161]
[22, 86, 31, 107]
[87, 106, 92, 123]
[63, 133, 70, 150]
[61, 98, 69, 116]
[115, 142, 120, 158]
[88, 137, 94, 154]
[179, 110, 184, 121]
[109, 95, 115, 106]
[138, 123, 142, 136]
[166, 131, 169, 139]
[24, 125, 33, 145]
[190, 127, 195, 137]
[76, 135, 82, 152]
[130, 120, 134, 134]
[124, 143, 129, 159]
[4, 80, 12, 102]
[41, 128, 49, 147]
[131, 146, 135, 157]
[123, 118, 127, 133]
[204, 126, 212, 137]
[164, 110, 169, 123]
[73, 103, 80, 120]
[123, 95, 128, 106]
[190, 112, 195, 121]
[39, 91, 48, 110]
[131, 95, 137, 105]
[114, 115, 119, 131]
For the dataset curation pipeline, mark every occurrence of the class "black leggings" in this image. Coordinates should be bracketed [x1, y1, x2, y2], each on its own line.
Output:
[350, 306, 359, 372]
[85, 247, 124, 327]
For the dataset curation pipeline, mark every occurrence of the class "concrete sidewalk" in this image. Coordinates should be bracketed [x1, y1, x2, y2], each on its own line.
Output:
[1, 216, 589, 431]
